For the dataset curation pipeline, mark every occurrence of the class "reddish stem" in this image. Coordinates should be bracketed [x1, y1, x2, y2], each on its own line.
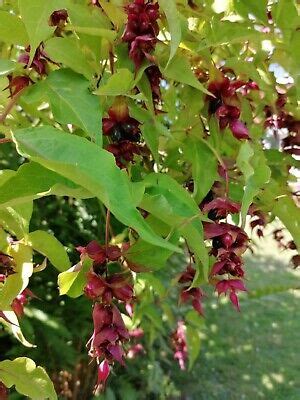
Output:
[105, 209, 111, 251]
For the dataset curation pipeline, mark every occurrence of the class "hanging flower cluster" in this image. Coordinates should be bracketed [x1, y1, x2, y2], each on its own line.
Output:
[177, 265, 205, 316]
[122, 0, 160, 71]
[170, 320, 188, 370]
[203, 217, 249, 310]
[102, 98, 142, 168]
[78, 239, 135, 390]
[206, 74, 258, 140]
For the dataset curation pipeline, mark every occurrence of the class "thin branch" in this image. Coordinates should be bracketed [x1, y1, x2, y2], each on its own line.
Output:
[0, 90, 23, 125]
[0, 138, 12, 144]
[105, 209, 111, 250]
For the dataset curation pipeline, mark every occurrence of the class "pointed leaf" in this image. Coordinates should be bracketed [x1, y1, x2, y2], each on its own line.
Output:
[0, 357, 57, 400]
[13, 126, 180, 253]
[27, 230, 70, 272]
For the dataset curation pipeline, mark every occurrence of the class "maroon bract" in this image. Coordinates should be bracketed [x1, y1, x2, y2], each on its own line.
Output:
[102, 100, 141, 142]
[171, 320, 188, 370]
[178, 265, 205, 316]
[11, 288, 35, 317]
[215, 279, 247, 311]
[18, 45, 49, 76]
[97, 360, 110, 390]
[4, 75, 31, 98]
[88, 303, 129, 365]
[122, 0, 160, 70]
[106, 141, 141, 169]
[145, 65, 162, 105]
[206, 74, 258, 140]
[49, 9, 68, 26]
[202, 197, 240, 220]
[77, 240, 121, 266]
[84, 272, 133, 303]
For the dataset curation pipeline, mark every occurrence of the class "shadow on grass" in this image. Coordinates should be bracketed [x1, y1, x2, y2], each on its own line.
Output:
[174, 254, 300, 400]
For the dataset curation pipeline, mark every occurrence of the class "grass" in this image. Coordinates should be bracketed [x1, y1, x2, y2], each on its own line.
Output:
[177, 227, 300, 400]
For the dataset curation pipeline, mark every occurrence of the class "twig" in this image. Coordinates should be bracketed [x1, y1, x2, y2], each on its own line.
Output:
[105, 209, 111, 250]
[0, 138, 12, 144]
[0, 90, 23, 125]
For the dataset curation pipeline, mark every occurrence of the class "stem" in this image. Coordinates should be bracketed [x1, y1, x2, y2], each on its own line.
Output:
[198, 135, 229, 197]
[0, 138, 12, 144]
[0, 90, 23, 124]
[109, 46, 114, 75]
[105, 209, 111, 250]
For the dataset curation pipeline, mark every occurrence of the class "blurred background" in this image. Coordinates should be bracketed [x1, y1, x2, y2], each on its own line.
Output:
[0, 142, 299, 400]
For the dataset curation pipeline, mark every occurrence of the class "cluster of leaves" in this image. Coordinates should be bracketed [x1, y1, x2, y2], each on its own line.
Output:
[0, 0, 299, 398]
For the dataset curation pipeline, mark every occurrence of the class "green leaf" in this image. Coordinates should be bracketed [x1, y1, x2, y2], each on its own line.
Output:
[13, 126, 180, 253]
[0, 162, 91, 208]
[125, 231, 179, 271]
[140, 174, 209, 280]
[44, 69, 102, 144]
[0, 244, 33, 311]
[0, 202, 33, 239]
[27, 230, 70, 272]
[237, 142, 271, 225]
[257, 184, 299, 253]
[234, 0, 268, 23]
[44, 37, 95, 79]
[58, 259, 91, 297]
[18, 0, 65, 61]
[186, 325, 201, 370]
[95, 69, 135, 96]
[129, 104, 162, 162]
[183, 138, 218, 204]
[67, 25, 116, 41]
[0, 60, 17, 76]
[158, 0, 181, 64]
[0, 11, 29, 45]
[67, 2, 111, 31]
[1, 310, 35, 347]
[162, 53, 211, 95]
[0, 357, 57, 400]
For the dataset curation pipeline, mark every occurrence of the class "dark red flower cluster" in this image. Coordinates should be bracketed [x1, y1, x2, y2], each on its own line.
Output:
[77, 240, 121, 268]
[103, 98, 142, 168]
[203, 204, 249, 310]
[89, 303, 129, 364]
[122, 0, 160, 71]
[4, 75, 32, 98]
[18, 45, 50, 76]
[78, 240, 135, 390]
[207, 74, 258, 140]
[170, 320, 188, 370]
[84, 272, 133, 303]
[49, 9, 68, 27]
[178, 265, 205, 316]
[202, 197, 240, 220]
[215, 279, 247, 311]
[264, 95, 300, 156]
[145, 65, 162, 106]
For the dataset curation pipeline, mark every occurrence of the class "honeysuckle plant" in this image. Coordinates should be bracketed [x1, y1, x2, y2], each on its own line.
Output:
[0, 0, 299, 398]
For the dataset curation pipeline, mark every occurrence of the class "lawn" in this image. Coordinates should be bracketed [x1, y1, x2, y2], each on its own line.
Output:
[177, 226, 300, 400]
